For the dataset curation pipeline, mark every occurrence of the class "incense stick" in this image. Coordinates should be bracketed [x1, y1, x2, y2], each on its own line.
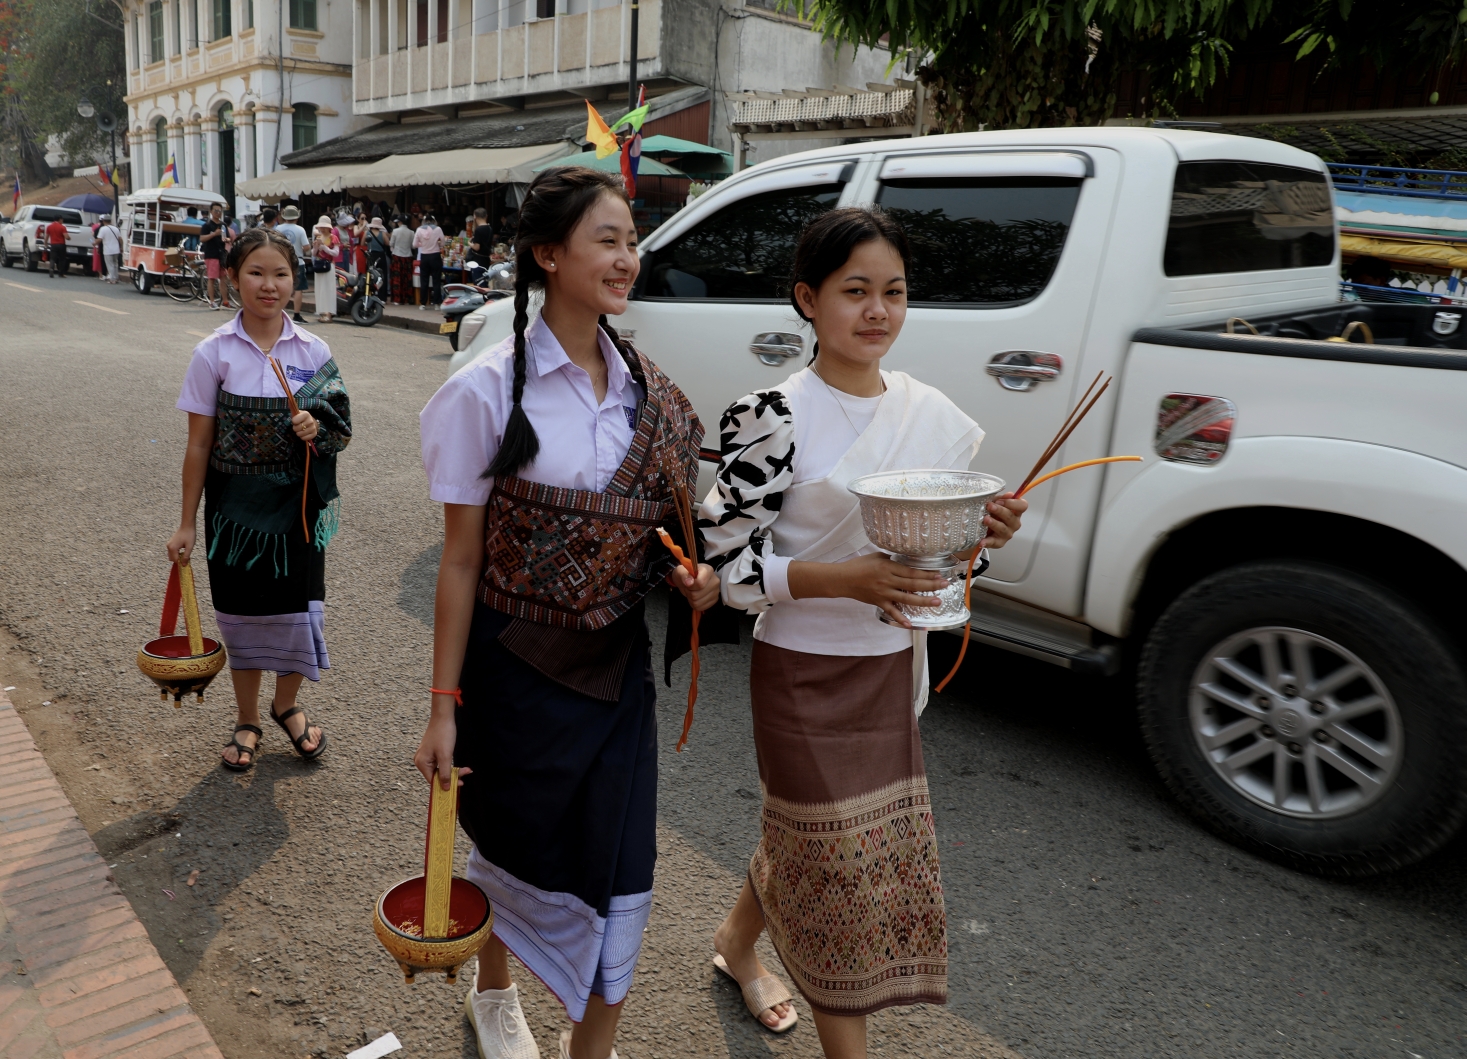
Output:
[1017, 373, 1111, 495]
[1015, 370, 1101, 493]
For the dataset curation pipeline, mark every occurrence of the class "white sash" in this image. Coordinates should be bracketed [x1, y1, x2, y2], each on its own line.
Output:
[777, 369, 984, 714]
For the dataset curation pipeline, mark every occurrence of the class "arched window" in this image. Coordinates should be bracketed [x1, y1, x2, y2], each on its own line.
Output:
[154, 118, 169, 184]
[292, 104, 317, 152]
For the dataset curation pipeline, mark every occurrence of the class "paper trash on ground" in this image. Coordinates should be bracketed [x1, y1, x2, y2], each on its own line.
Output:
[346, 1033, 403, 1059]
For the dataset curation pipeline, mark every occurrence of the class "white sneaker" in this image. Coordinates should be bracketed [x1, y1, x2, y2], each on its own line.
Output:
[465, 979, 540, 1059]
[558, 1029, 618, 1059]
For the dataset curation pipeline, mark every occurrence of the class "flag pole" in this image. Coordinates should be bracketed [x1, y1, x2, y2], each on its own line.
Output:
[627, 0, 638, 114]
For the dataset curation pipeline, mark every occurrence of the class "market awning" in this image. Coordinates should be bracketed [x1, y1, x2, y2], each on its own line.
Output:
[238, 164, 373, 200]
[533, 151, 689, 178]
[346, 144, 573, 188]
[1339, 234, 1467, 272]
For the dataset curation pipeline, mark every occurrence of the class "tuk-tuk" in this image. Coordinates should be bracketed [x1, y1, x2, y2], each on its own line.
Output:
[121, 187, 228, 294]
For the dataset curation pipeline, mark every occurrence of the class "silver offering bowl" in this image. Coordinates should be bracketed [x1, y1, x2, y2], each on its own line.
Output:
[848, 470, 1007, 630]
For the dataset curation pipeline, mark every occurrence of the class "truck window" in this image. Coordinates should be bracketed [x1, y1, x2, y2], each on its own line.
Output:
[31, 207, 83, 224]
[640, 183, 844, 301]
[1164, 161, 1334, 276]
[874, 177, 1081, 306]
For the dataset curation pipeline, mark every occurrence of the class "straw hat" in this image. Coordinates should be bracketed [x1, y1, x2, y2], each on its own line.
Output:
[280, 205, 301, 220]
[315, 215, 333, 230]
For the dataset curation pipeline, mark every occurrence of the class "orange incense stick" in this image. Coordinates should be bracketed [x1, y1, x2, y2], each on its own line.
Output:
[657, 527, 701, 752]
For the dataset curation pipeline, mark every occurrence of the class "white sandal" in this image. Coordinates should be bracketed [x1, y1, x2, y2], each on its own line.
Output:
[557, 1029, 617, 1059]
[712, 953, 798, 1033]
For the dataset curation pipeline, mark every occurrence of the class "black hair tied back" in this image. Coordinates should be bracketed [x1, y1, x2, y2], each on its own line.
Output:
[225, 226, 299, 282]
[788, 206, 911, 363]
[484, 165, 635, 479]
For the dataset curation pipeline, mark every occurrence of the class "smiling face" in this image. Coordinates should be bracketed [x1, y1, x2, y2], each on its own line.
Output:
[793, 237, 908, 372]
[533, 191, 639, 317]
[231, 243, 295, 320]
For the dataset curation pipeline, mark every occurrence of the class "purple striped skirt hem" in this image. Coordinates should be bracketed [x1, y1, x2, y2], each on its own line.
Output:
[215, 601, 330, 680]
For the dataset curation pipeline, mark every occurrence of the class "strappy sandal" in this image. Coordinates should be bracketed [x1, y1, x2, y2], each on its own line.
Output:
[713, 953, 798, 1033]
[221, 724, 262, 772]
[270, 703, 327, 760]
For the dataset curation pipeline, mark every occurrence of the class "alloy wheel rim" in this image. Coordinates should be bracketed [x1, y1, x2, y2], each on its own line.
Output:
[1189, 626, 1402, 819]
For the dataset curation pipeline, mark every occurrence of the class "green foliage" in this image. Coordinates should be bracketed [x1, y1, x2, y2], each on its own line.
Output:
[1, 0, 125, 182]
[1284, 0, 1467, 75]
[791, 0, 1280, 130]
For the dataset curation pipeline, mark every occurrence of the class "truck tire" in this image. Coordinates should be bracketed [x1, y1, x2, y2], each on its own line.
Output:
[1138, 560, 1467, 877]
[1, 244, 12, 267]
[23, 241, 38, 272]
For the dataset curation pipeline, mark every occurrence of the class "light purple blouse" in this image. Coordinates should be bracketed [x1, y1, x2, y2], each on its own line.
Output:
[420, 315, 641, 506]
[177, 312, 333, 415]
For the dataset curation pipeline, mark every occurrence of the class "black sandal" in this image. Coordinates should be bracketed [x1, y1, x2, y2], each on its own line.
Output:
[270, 703, 327, 760]
[222, 724, 262, 772]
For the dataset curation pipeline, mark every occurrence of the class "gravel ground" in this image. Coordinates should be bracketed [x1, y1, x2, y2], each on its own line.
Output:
[1, 274, 1465, 1059]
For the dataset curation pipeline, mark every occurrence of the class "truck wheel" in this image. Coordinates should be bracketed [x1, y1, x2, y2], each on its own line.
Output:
[23, 242, 38, 272]
[1138, 560, 1467, 877]
[1, 245, 12, 267]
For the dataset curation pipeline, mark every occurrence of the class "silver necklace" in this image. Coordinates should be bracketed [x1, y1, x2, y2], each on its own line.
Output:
[811, 365, 881, 438]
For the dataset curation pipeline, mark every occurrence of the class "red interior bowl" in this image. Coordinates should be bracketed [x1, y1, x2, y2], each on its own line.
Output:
[379, 876, 490, 941]
[142, 634, 222, 659]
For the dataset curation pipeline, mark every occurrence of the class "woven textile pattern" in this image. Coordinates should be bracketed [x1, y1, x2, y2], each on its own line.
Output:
[210, 359, 351, 476]
[750, 776, 948, 1016]
[479, 349, 703, 630]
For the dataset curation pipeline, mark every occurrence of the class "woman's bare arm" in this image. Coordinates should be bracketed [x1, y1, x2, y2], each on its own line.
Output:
[164, 413, 215, 563]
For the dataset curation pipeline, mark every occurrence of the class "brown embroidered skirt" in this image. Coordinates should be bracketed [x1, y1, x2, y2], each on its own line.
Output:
[747, 640, 947, 1017]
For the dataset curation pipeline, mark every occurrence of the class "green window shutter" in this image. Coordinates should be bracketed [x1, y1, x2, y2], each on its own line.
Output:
[292, 105, 317, 152]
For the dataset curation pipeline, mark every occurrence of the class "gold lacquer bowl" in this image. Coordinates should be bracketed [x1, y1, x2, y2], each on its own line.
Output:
[373, 875, 493, 984]
[137, 635, 227, 706]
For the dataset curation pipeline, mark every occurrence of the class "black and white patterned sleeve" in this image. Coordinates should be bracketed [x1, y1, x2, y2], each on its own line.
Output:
[695, 389, 795, 613]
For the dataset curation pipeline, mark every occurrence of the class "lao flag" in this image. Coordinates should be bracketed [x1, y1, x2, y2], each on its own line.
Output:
[620, 132, 642, 201]
[11, 174, 19, 211]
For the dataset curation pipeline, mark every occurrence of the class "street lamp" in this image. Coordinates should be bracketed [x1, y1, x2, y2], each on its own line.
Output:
[77, 98, 96, 119]
[77, 90, 120, 218]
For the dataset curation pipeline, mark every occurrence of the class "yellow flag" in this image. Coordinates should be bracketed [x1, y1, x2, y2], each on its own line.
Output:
[585, 102, 619, 160]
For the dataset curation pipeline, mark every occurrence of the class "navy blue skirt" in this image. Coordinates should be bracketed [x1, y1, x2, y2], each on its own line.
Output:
[454, 601, 657, 1019]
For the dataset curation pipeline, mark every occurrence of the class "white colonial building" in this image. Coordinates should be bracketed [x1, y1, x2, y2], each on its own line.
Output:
[121, 0, 371, 210]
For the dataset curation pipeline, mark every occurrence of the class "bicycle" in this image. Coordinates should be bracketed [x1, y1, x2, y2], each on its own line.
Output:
[161, 248, 206, 304]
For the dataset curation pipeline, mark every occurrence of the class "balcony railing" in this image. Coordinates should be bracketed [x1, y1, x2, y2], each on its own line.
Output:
[1329, 163, 1467, 202]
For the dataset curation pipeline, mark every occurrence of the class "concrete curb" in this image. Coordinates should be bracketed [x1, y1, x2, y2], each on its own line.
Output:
[0, 694, 224, 1059]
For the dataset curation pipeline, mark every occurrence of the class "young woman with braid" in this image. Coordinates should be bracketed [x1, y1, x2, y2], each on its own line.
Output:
[415, 167, 719, 1059]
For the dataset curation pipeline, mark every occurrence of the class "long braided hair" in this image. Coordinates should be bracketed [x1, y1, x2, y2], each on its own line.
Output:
[485, 166, 646, 479]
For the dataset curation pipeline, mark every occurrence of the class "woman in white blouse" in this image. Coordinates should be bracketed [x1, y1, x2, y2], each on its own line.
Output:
[699, 208, 1026, 1057]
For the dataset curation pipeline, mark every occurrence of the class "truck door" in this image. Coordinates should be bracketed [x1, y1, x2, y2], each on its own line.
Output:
[622, 159, 858, 462]
[855, 149, 1120, 613]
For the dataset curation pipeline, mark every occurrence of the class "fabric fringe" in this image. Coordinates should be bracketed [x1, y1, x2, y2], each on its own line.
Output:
[313, 497, 341, 551]
[208, 511, 291, 578]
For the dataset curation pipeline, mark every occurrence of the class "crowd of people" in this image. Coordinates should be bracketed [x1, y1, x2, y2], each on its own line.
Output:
[161, 167, 1026, 1059]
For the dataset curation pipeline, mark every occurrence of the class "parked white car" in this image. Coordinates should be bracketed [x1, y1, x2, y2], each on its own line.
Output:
[1, 204, 92, 272]
[448, 127, 1467, 876]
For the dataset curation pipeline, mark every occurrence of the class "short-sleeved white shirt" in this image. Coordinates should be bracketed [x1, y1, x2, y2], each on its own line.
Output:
[97, 224, 121, 255]
[177, 312, 333, 415]
[420, 315, 642, 506]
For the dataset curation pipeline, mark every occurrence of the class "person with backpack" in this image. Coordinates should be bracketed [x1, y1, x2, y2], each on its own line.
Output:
[95, 215, 122, 284]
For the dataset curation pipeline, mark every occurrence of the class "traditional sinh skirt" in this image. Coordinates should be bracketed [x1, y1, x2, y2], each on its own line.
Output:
[454, 601, 657, 1022]
[748, 641, 947, 1016]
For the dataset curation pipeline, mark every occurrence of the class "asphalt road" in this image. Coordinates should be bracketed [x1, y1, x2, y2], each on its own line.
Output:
[1, 269, 1464, 1059]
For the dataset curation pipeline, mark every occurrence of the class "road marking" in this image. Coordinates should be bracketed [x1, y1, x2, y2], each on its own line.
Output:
[185, 330, 211, 338]
[72, 300, 130, 315]
[4, 281, 43, 292]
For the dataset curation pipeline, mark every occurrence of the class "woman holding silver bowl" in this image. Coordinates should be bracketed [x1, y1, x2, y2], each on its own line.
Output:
[698, 207, 1026, 1058]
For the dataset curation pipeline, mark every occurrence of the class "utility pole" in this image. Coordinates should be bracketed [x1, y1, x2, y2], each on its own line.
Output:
[627, 0, 638, 108]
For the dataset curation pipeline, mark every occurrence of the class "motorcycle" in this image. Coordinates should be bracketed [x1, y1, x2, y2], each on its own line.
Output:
[335, 259, 387, 326]
[440, 261, 512, 351]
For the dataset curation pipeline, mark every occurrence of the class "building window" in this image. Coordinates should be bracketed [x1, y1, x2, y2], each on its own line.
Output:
[290, 0, 317, 29]
[212, 0, 231, 39]
[155, 119, 168, 183]
[148, 1, 164, 61]
[415, 0, 427, 45]
[132, 16, 141, 69]
[436, 0, 447, 40]
[172, 0, 181, 53]
[535, 0, 554, 17]
[245, 0, 253, 28]
[191, 0, 199, 46]
[292, 104, 317, 151]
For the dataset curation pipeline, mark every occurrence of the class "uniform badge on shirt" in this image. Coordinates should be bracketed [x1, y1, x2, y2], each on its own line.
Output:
[623, 406, 638, 429]
[285, 364, 316, 385]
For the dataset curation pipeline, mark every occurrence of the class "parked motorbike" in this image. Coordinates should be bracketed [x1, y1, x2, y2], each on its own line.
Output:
[335, 260, 387, 326]
[440, 261, 512, 351]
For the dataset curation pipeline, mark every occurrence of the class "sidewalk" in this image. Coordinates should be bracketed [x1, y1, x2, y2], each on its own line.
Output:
[0, 693, 224, 1059]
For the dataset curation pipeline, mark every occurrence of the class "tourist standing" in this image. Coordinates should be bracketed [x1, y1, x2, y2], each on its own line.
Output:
[389, 217, 414, 305]
[45, 215, 69, 278]
[199, 203, 231, 309]
[311, 216, 340, 323]
[95, 215, 122, 284]
[276, 205, 310, 323]
[413, 212, 444, 309]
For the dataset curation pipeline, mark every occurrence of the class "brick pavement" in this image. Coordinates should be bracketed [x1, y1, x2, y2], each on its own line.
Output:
[0, 693, 224, 1059]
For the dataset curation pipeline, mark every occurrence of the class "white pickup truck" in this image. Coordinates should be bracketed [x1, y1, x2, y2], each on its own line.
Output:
[448, 128, 1467, 877]
[1, 204, 92, 272]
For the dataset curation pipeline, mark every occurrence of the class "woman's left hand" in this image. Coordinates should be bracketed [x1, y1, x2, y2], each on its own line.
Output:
[672, 562, 721, 612]
[292, 410, 319, 442]
[983, 492, 1028, 550]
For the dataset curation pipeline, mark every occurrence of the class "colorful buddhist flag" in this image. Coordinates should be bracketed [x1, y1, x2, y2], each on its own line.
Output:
[611, 103, 648, 134]
[585, 102, 619, 160]
[11, 174, 20, 212]
[159, 154, 178, 188]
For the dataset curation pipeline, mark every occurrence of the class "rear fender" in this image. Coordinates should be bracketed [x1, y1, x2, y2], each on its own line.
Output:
[1085, 436, 1467, 637]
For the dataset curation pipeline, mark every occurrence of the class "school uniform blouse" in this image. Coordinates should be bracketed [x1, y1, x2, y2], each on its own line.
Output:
[420, 315, 643, 504]
[177, 312, 333, 413]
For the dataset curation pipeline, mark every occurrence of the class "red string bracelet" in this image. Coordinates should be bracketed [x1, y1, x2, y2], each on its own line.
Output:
[430, 687, 463, 706]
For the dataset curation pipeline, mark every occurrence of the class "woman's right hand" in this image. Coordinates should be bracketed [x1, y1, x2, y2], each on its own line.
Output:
[413, 711, 469, 791]
[165, 525, 196, 564]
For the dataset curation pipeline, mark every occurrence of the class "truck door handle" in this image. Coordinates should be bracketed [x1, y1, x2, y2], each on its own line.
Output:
[751, 332, 804, 366]
[987, 351, 1062, 391]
